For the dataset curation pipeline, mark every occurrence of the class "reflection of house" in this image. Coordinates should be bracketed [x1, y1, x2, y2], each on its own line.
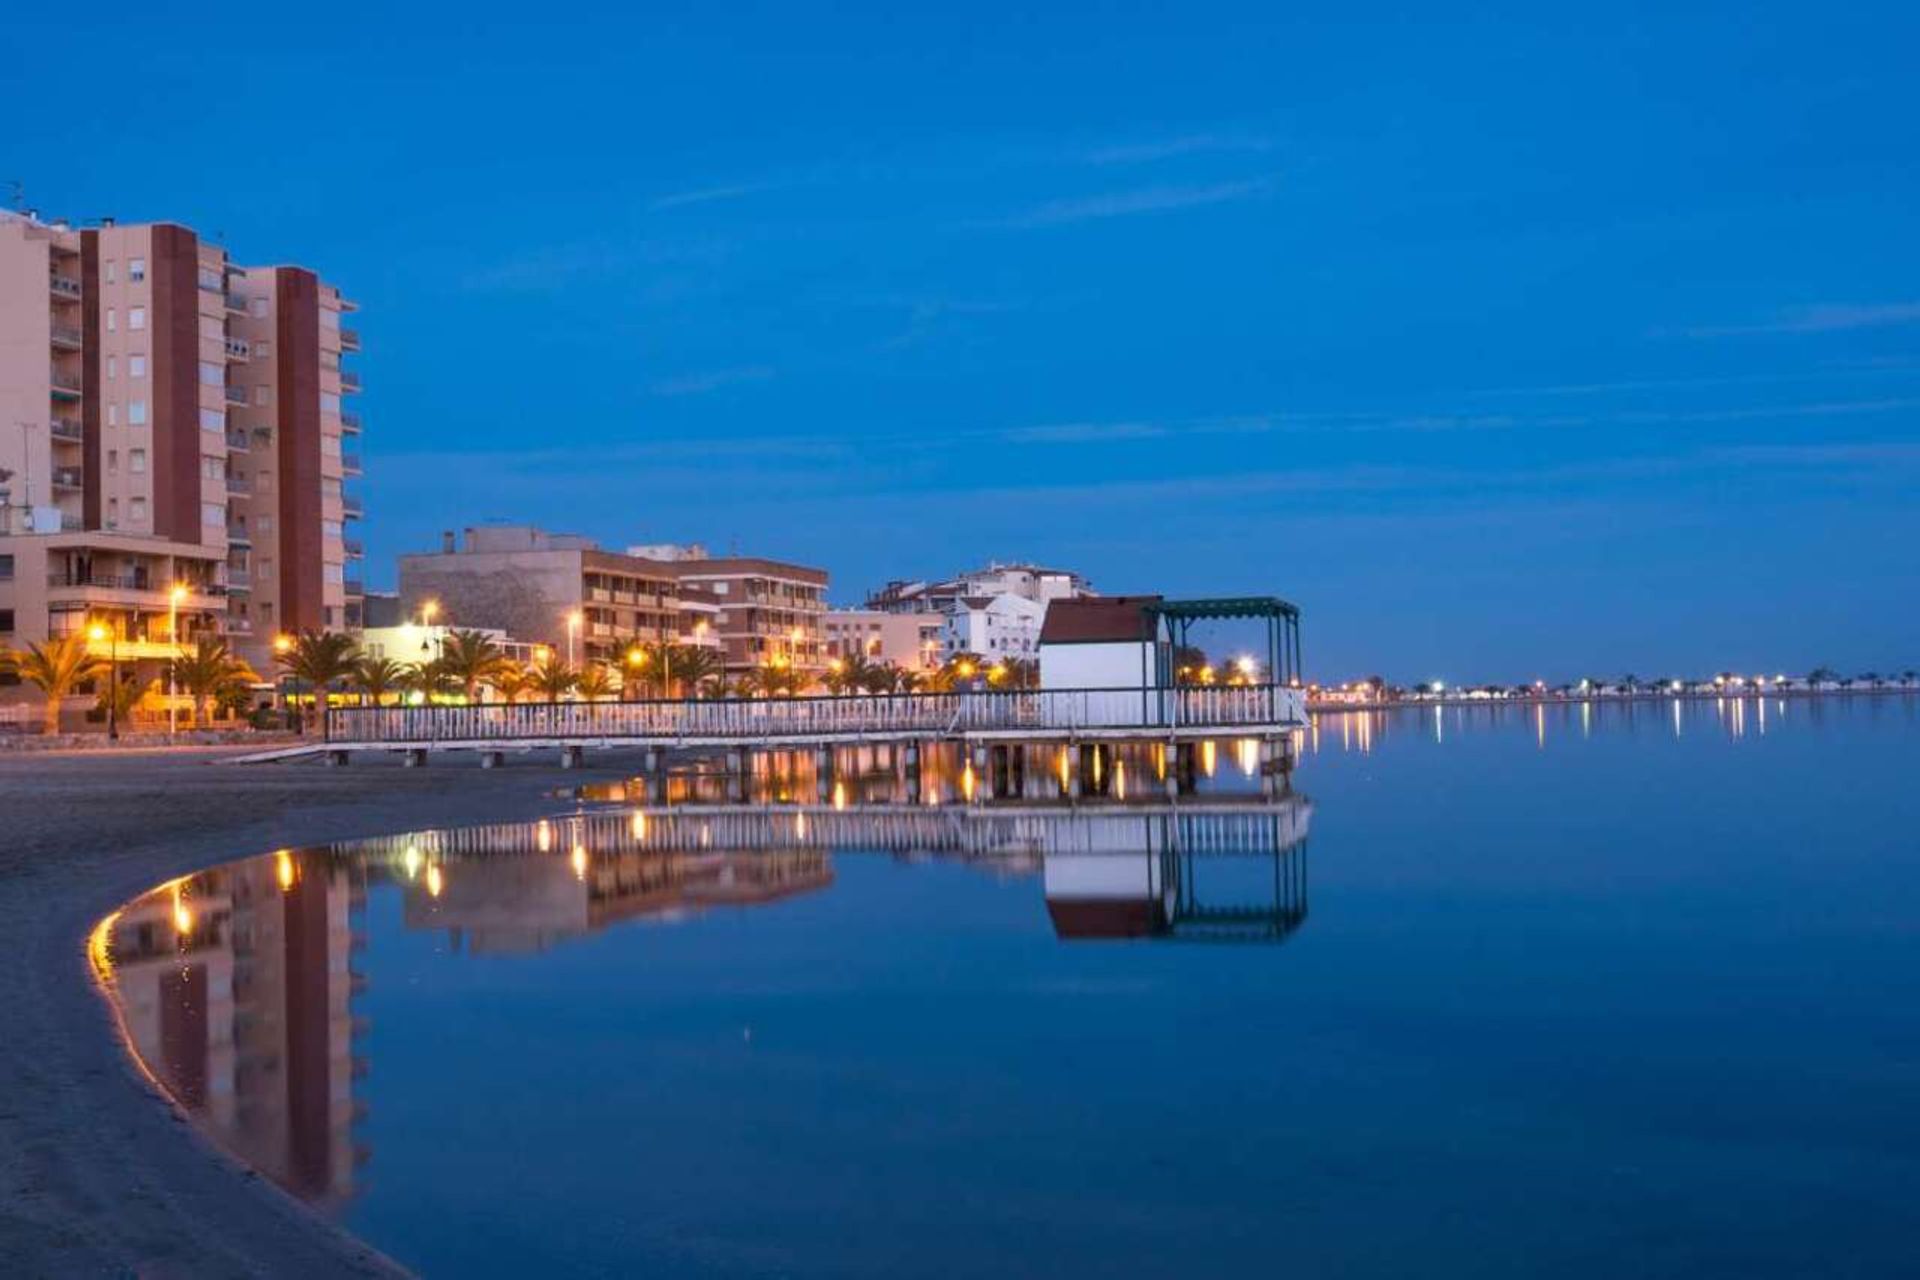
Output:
[401, 848, 833, 954]
[1041, 804, 1312, 943]
[103, 851, 367, 1205]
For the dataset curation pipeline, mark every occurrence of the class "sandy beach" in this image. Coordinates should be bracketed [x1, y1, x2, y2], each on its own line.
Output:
[0, 747, 638, 1279]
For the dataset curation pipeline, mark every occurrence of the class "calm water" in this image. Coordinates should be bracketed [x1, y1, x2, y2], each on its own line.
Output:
[99, 698, 1920, 1277]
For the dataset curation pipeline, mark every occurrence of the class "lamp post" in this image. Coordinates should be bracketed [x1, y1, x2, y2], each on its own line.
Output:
[168, 584, 187, 739]
[625, 646, 646, 701]
[273, 632, 296, 731]
[87, 620, 119, 742]
[566, 610, 583, 669]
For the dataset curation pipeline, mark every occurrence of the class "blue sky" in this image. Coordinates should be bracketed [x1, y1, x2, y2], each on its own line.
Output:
[10, 2, 1919, 680]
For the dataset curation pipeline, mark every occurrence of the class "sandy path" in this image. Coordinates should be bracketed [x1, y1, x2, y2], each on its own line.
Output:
[0, 747, 637, 1278]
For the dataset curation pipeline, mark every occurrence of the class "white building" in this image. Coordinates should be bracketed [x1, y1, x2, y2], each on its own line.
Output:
[865, 561, 1094, 615]
[1037, 596, 1163, 690]
[941, 593, 1047, 663]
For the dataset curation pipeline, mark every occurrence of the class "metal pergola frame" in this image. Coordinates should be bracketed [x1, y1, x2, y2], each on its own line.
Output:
[1142, 596, 1303, 690]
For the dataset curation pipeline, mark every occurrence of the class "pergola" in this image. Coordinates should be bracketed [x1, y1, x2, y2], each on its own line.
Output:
[1145, 597, 1302, 688]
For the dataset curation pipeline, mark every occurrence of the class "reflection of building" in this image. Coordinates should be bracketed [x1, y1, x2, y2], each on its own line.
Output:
[1042, 803, 1311, 942]
[400, 843, 833, 954]
[101, 850, 367, 1204]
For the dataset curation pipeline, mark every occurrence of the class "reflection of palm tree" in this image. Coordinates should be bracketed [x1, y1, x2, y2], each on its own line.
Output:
[15, 634, 106, 735]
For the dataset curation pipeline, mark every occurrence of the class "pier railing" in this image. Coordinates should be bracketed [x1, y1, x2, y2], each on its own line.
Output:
[325, 684, 1306, 744]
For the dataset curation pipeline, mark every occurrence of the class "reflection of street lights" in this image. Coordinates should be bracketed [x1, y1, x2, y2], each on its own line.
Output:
[88, 620, 119, 741]
[168, 584, 187, 738]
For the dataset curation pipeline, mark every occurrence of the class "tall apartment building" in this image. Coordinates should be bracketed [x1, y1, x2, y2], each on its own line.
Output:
[399, 526, 718, 666]
[0, 207, 362, 707]
[635, 545, 829, 678]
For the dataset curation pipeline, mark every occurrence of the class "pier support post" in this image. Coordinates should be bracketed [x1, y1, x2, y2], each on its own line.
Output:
[643, 747, 661, 774]
[1067, 741, 1083, 799]
[326, 749, 350, 767]
[402, 748, 427, 768]
[560, 745, 585, 769]
[480, 751, 504, 770]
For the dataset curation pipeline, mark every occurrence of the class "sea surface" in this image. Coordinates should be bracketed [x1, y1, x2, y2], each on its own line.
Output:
[99, 697, 1920, 1277]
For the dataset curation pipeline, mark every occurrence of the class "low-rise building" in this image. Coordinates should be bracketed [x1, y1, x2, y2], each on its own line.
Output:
[399, 526, 700, 666]
[823, 609, 944, 671]
[635, 545, 828, 678]
[865, 561, 1094, 615]
[941, 593, 1047, 662]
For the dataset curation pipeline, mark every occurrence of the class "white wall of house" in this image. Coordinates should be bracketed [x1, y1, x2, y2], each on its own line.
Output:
[942, 593, 1045, 660]
[1040, 640, 1156, 689]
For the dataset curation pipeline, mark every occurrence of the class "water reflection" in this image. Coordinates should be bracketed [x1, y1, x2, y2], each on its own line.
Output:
[96, 781, 1311, 1213]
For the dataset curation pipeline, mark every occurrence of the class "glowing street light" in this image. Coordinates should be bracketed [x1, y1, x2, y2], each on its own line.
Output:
[168, 584, 188, 739]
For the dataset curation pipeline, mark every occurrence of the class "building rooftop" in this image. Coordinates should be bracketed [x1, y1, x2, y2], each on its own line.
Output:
[1039, 596, 1163, 645]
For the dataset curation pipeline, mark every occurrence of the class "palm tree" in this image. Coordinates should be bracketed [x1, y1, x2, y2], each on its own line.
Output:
[95, 671, 145, 726]
[351, 655, 408, 707]
[400, 658, 458, 704]
[576, 662, 616, 702]
[276, 630, 360, 728]
[493, 666, 532, 704]
[16, 634, 106, 735]
[528, 653, 578, 704]
[669, 644, 724, 698]
[437, 628, 513, 703]
[171, 635, 258, 726]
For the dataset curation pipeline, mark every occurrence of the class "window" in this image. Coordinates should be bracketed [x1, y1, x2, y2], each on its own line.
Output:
[249, 298, 268, 318]
[322, 519, 343, 540]
[201, 456, 222, 480]
[127, 401, 147, 426]
[257, 515, 273, 534]
[106, 308, 116, 333]
[129, 258, 146, 282]
[202, 503, 224, 528]
[253, 340, 271, 358]
[319, 307, 339, 330]
[320, 392, 340, 415]
[108, 498, 119, 523]
[324, 563, 345, 585]
[130, 498, 147, 524]
[258, 470, 272, 491]
[106, 354, 117, 380]
[0, 555, 13, 582]
[198, 361, 223, 387]
[104, 261, 116, 285]
[200, 408, 224, 433]
[253, 385, 269, 406]
[130, 354, 146, 379]
[108, 449, 120, 473]
[107, 403, 118, 428]
[128, 306, 145, 331]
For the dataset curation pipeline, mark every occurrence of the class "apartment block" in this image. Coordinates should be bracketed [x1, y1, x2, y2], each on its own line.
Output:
[398, 526, 717, 666]
[643, 547, 829, 677]
[0, 207, 362, 707]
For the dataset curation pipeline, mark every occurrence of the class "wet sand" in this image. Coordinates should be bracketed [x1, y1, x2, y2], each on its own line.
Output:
[0, 747, 637, 1278]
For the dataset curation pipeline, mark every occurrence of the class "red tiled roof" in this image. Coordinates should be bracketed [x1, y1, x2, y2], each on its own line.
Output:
[1039, 595, 1161, 645]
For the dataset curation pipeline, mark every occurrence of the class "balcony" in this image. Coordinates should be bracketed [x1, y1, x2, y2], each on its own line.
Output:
[226, 429, 250, 452]
[341, 453, 363, 476]
[50, 364, 82, 396]
[227, 523, 253, 546]
[50, 324, 83, 350]
[51, 466, 83, 490]
[343, 537, 364, 558]
[224, 384, 248, 406]
[339, 409, 361, 434]
[50, 274, 81, 300]
[341, 495, 364, 520]
[340, 369, 362, 393]
[339, 327, 361, 351]
[344, 578, 365, 597]
[224, 292, 248, 313]
[227, 474, 253, 495]
[224, 336, 251, 360]
[51, 416, 83, 443]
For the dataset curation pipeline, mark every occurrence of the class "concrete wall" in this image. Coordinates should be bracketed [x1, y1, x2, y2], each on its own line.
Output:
[1040, 640, 1156, 690]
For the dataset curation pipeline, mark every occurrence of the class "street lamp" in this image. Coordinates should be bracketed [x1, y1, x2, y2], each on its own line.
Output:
[626, 645, 647, 701]
[273, 632, 297, 730]
[566, 610, 583, 668]
[168, 584, 187, 739]
[88, 620, 119, 741]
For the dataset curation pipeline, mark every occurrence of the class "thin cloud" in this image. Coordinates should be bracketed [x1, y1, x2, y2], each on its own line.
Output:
[1002, 422, 1168, 444]
[1086, 134, 1274, 165]
[989, 176, 1277, 229]
[647, 183, 769, 212]
[1678, 302, 1920, 338]
[649, 365, 775, 397]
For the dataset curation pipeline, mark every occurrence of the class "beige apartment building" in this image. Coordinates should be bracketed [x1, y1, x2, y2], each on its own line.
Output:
[824, 608, 943, 672]
[635, 545, 829, 678]
[0, 207, 362, 712]
[399, 526, 718, 668]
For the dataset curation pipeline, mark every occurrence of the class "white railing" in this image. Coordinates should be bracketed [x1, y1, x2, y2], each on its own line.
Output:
[326, 684, 1306, 744]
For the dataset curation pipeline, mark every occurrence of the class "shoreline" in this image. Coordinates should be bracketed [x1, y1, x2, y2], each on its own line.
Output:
[0, 747, 642, 1278]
